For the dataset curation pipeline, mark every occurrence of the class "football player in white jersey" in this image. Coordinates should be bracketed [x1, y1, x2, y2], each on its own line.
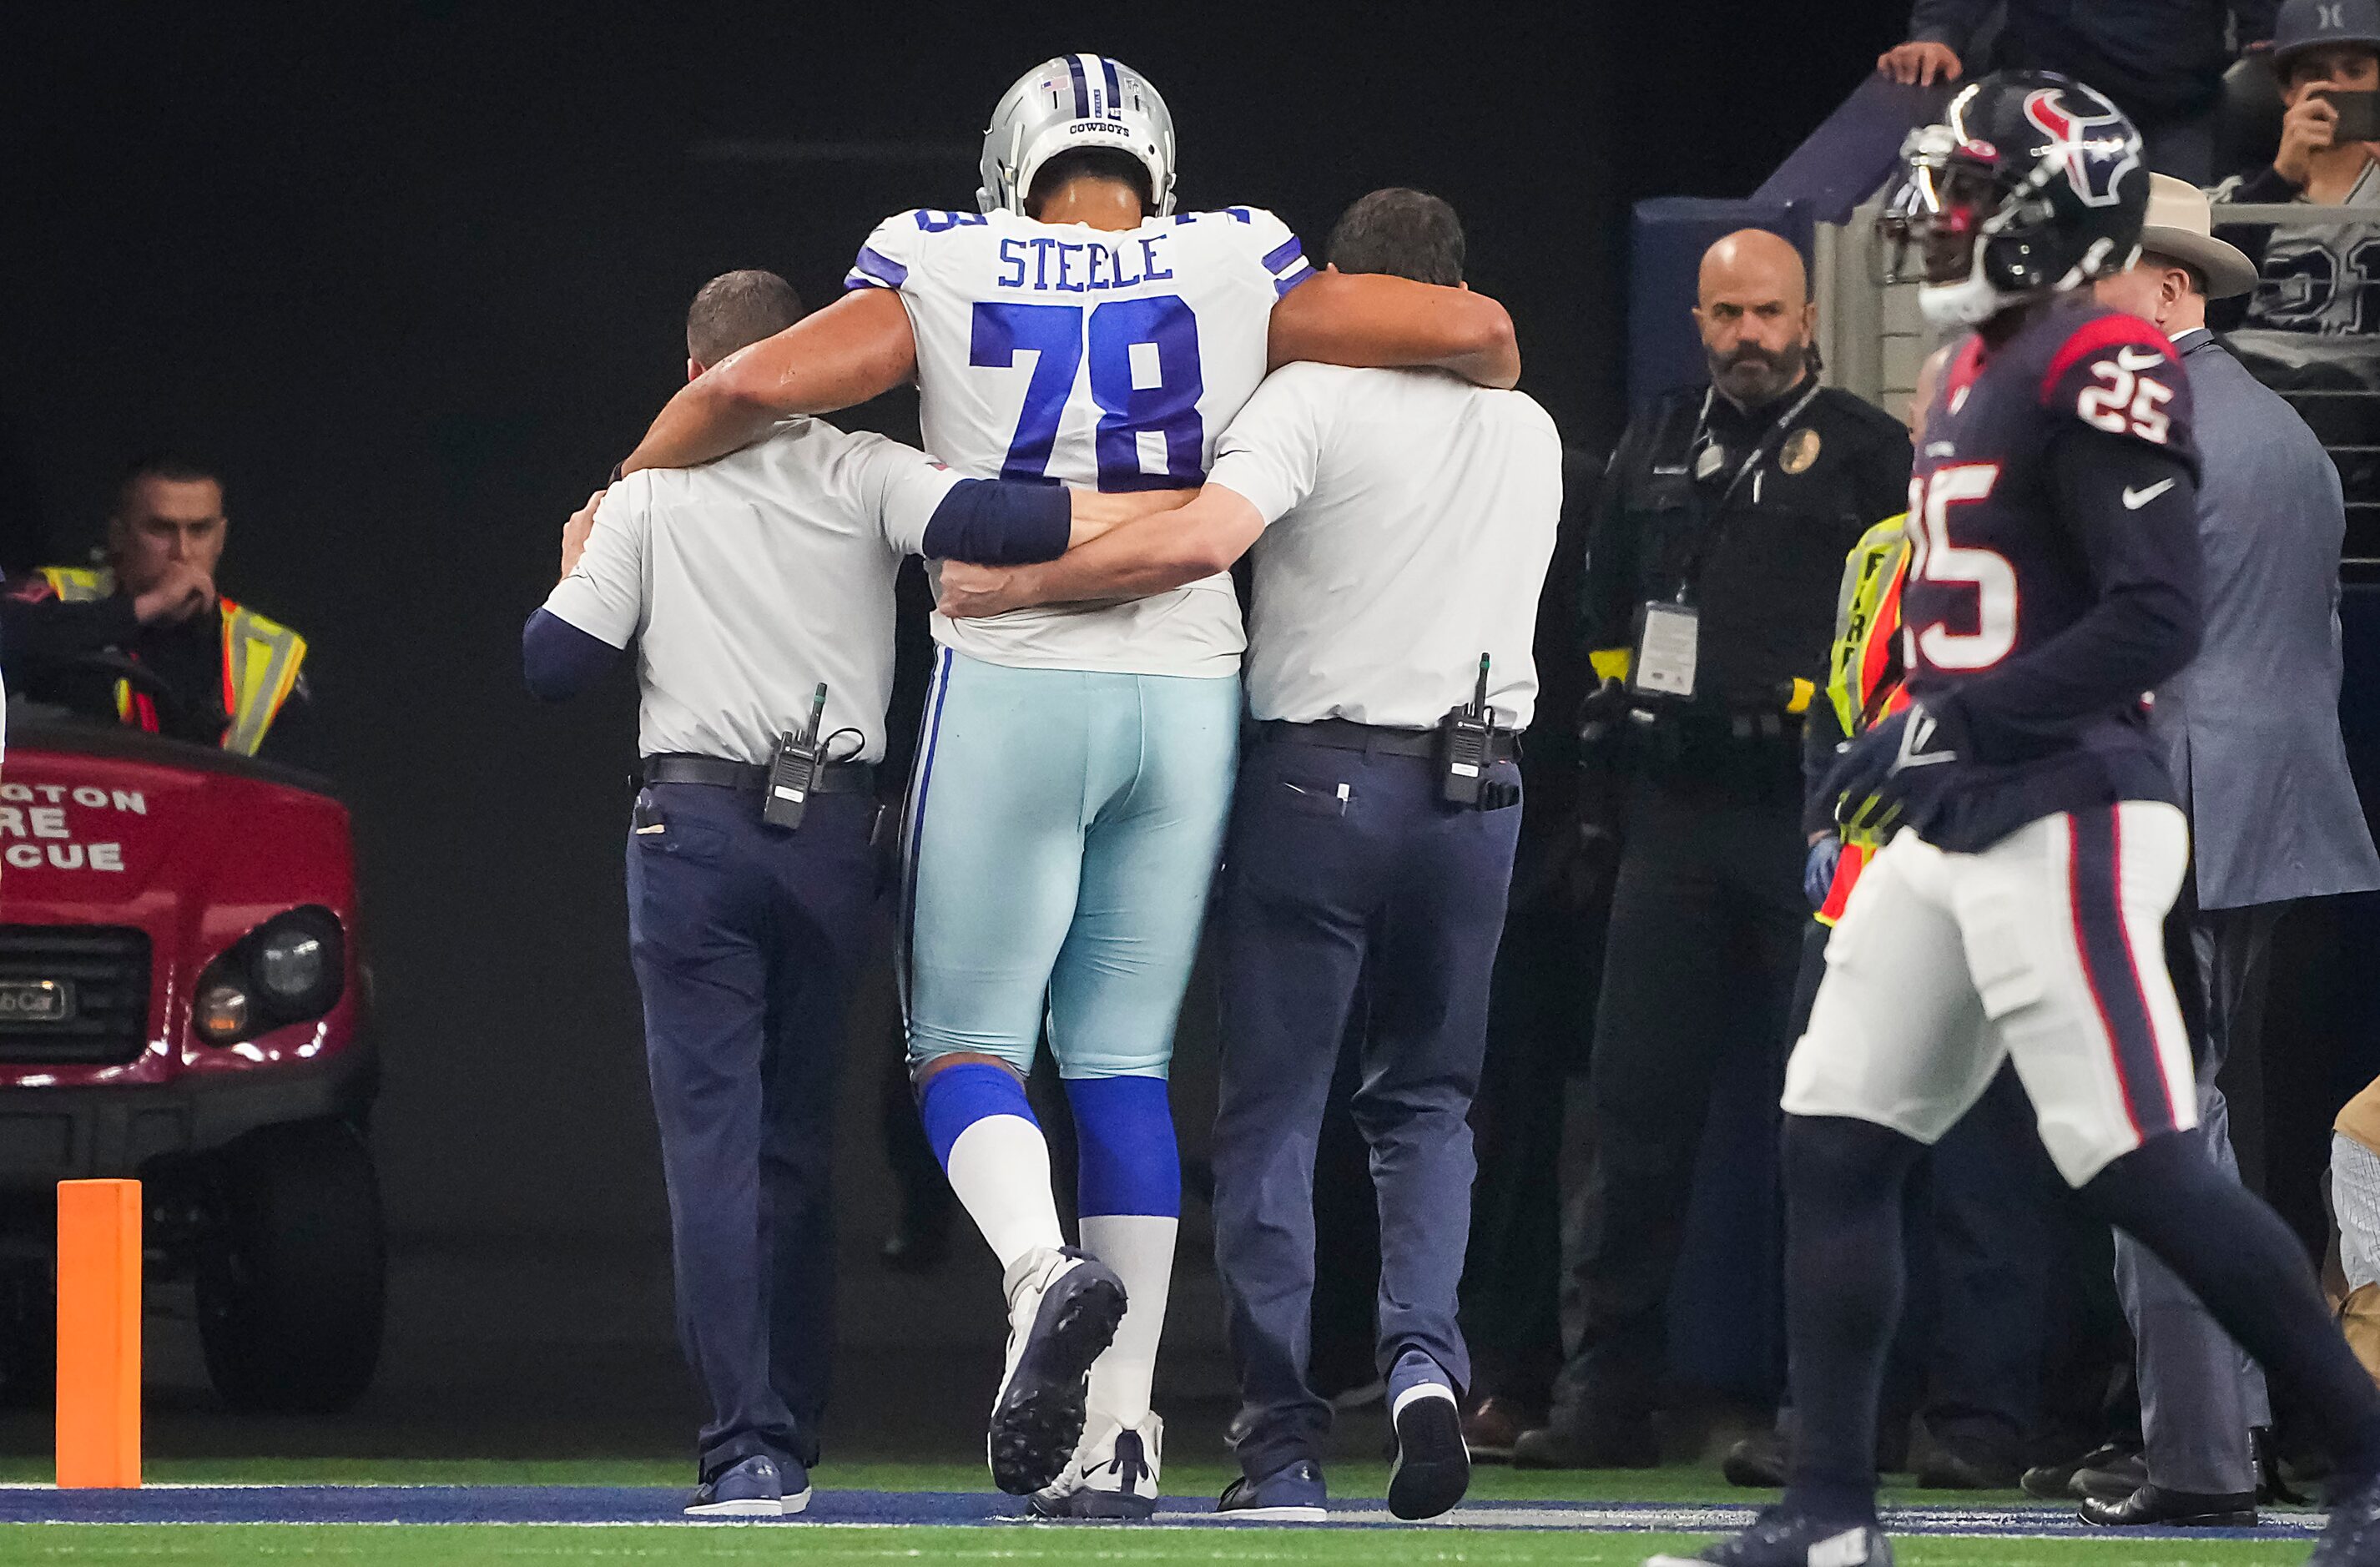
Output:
[622, 53, 1520, 1518]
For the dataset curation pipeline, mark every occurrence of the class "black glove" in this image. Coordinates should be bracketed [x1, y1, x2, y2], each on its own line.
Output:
[1818, 700, 1963, 832]
[1577, 675, 1633, 738]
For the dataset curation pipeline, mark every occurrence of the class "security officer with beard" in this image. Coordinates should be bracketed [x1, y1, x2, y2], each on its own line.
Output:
[1513, 229, 1911, 1468]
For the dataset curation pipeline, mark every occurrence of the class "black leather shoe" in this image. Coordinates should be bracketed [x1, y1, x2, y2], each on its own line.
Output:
[1510, 1414, 1658, 1469]
[2023, 1442, 2140, 1501]
[2074, 1449, 2151, 1504]
[2081, 1484, 2256, 1528]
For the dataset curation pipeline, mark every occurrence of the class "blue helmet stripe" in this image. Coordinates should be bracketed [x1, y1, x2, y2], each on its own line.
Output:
[1065, 54, 1090, 118]
[1102, 57, 1123, 118]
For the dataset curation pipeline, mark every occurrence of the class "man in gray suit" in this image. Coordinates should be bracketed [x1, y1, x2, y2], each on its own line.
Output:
[2085, 174, 2380, 1528]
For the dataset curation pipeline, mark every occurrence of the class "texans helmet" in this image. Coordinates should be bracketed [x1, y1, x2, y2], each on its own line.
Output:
[1882, 70, 2148, 329]
[976, 53, 1177, 219]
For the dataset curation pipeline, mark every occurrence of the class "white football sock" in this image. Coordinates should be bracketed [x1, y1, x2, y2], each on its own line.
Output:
[943, 1114, 1066, 1273]
[1079, 1212, 1176, 1427]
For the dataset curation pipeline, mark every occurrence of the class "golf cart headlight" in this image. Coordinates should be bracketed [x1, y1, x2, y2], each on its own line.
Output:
[257, 929, 326, 1005]
[196, 982, 250, 1044]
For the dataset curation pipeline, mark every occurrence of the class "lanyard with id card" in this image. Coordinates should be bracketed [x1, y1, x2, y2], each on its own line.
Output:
[1631, 600, 1700, 699]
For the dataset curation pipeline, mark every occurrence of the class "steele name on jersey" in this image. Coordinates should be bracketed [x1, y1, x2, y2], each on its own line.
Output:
[845, 204, 1314, 676]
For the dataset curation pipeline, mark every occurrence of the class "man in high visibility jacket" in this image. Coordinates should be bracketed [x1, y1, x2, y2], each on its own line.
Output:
[0, 454, 314, 764]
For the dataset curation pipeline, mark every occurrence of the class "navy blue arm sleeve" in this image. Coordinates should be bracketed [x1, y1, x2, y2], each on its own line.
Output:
[919, 478, 1073, 565]
[1933, 429, 2201, 758]
[522, 607, 623, 702]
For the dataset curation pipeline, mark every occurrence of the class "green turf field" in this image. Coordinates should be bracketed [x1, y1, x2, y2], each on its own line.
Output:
[0, 1454, 2052, 1503]
[0, 1460, 2327, 1566]
[0, 1524, 2317, 1565]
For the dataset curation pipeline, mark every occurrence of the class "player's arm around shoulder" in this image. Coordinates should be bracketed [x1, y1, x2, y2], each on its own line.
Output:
[1266, 265, 1520, 389]
[618, 212, 929, 476]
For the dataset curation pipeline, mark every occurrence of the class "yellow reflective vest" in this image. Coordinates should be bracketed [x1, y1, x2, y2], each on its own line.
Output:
[37, 567, 307, 758]
[1815, 516, 1909, 926]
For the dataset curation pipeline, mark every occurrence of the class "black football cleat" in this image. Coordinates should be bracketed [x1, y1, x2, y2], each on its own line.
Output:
[986, 1247, 1127, 1496]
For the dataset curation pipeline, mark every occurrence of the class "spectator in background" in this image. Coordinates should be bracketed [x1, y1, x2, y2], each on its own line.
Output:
[1511, 231, 1909, 1469]
[1878, 0, 2277, 182]
[2216, 0, 2380, 572]
[0, 455, 320, 767]
[2080, 174, 2380, 1529]
[2217, 0, 2380, 329]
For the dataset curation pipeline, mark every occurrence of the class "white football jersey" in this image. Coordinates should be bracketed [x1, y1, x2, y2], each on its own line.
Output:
[848, 204, 1314, 676]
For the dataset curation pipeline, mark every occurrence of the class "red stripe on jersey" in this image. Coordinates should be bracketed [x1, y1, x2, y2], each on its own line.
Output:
[2039, 314, 2178, 407]
[1945, 335, 1988, 402]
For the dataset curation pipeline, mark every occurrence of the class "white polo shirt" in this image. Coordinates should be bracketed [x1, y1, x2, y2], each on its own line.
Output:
[542, 418, 963, 765]
[1204, 363, 1563, 731]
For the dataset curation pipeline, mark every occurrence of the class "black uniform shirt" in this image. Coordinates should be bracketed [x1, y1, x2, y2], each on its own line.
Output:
[1581, 376, 1912, 717]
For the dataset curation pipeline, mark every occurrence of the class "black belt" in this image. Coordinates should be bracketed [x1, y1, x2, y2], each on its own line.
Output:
[640, 753, 877, 794]
[1257, 718, 1517, 762]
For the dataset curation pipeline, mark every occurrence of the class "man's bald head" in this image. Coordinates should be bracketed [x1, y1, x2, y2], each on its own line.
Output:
[1694, 228, 1818, 409]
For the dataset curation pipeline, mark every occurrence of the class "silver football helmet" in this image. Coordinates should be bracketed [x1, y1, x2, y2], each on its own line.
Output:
[976, 53, 1177, 218]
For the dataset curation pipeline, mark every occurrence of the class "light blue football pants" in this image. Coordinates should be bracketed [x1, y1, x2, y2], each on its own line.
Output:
[899, 648, 1239, 1081]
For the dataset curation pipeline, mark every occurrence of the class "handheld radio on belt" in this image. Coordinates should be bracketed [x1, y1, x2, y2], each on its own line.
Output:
[1435, 654, 1518, 811]
[763, 683, 829, 830]
[1438, 656, 1495, 807]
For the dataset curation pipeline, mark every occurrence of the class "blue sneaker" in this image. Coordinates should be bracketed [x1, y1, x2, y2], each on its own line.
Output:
[1387, 1371, 1470, 1521]
[1217, 1459, 1327, 1522]
[686, 1453, 809, 1517]
[988, 1246, 1128, 1496]
[1645, 1507, 1892, 1566]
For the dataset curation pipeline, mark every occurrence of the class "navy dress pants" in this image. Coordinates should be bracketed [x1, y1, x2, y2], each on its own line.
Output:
[1213, 733, 1523, 1480]
[624, 782, 877, 1480]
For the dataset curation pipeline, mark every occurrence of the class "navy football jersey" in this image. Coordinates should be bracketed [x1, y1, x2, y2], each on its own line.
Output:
[1898, 295, 2205, 852]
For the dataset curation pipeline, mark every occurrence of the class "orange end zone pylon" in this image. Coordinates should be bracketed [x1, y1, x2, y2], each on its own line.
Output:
[56, 1178, 140, 1489]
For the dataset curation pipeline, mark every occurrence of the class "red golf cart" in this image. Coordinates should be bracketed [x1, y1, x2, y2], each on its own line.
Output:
[0, 694, 382, 1414]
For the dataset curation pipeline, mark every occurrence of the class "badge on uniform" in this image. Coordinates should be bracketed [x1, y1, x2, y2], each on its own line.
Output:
[1631, 601, 1700, 698]
[1780, 426, 1822, 475]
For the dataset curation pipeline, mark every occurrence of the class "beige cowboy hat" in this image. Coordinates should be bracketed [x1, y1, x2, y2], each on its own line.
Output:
[2136, 172, 2259, 300]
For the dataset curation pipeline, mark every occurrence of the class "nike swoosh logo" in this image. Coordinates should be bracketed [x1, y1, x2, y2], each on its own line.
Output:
[2122, 478, 2176, 509]
[2114, 346, 2166, 371]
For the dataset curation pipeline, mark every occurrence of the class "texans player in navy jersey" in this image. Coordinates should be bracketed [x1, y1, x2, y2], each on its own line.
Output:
[1656, 73, 2380, 1567]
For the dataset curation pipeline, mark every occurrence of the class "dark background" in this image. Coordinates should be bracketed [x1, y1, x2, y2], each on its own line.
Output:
[1, 0, 1909, 1249]
[0, 0, 1911, 1450]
